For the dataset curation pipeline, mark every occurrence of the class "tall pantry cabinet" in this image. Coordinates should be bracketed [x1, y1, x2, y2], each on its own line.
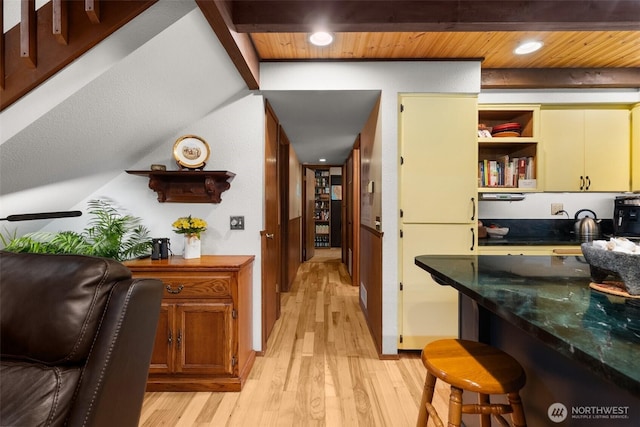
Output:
[398, 94, 478, 350]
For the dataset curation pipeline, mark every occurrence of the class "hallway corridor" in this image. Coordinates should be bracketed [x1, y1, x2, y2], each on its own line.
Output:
[139, 250, 447, 426]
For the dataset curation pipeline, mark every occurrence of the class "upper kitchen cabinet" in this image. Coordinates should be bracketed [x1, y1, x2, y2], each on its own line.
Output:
[632, 104, 640, 192]
[399, 94, 478, 224]
[541, 106, 631, 192]
[477, 105, 541, 192]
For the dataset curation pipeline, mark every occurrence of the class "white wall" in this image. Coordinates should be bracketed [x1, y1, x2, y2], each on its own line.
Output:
[38, 93, 267, 350]
[1, 0, 197, 143]
[479, 192, 624, 220]
[1, 1, 266, 350]
[261, 61, 482, 354]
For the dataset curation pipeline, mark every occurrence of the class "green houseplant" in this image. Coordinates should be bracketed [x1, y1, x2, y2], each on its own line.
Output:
[1, 199, 152, 261]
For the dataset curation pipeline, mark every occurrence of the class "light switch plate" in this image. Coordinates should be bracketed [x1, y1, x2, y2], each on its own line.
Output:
[230, 216, 244, 230]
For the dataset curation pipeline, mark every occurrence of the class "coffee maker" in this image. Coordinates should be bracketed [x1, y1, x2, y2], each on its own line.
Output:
[613, 195, 640, 238]
[151, 238, 170, 259]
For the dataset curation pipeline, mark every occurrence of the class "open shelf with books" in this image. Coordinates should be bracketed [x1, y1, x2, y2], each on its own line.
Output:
[478, 104, 541, 192]
[314, 169, 331, 248]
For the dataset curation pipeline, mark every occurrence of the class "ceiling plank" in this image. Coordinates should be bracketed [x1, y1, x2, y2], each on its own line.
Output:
[196, 0, 260, 90]
[232, 1, 640, 33]
[481, 68, 640, 89]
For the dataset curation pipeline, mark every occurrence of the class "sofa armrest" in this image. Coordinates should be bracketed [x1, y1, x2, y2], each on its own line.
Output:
[67, 277, 163, 427]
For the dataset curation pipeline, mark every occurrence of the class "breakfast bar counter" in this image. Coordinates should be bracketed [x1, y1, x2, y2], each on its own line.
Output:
[415, 255, 639, 425]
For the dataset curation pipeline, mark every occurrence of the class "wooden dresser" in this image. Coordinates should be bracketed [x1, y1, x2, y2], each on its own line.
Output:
[125, 255, 255, 392]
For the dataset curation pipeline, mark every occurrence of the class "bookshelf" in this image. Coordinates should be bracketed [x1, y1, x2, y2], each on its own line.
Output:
[477, 105, 541, 192]
[314, 169, 331, 247]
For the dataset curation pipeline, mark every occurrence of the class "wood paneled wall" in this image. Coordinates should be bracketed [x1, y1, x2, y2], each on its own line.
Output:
[279, 130, 302, 293]
[287, 216, 301, 290]
[357, 94, 385, 355]
[360, 224, 383, 356]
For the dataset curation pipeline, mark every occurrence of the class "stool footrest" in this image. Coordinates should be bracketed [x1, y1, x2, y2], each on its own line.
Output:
[462, 403, 513, 416]
[425, 403, 444, 427]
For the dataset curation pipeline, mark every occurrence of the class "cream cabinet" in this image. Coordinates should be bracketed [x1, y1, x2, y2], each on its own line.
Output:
[541, 107, 631, 192]
[399, 94, 478, 224]
[399, 224, 476, 349]
[632, 104, 640, 192]
[398, 94, 477, 350]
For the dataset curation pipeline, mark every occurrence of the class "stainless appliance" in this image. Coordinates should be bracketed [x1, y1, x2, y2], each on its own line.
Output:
[613, 195, 640, 237]
[574, 208, 601, 241]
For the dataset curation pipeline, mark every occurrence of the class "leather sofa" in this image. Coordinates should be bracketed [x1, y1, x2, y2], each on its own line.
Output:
[0, 251, 163, 427]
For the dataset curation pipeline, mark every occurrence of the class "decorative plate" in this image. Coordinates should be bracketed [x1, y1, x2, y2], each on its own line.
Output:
[173, 135, 210, 169]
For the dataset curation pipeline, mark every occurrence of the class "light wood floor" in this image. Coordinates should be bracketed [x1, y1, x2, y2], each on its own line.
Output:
[139, 248, 450, 426]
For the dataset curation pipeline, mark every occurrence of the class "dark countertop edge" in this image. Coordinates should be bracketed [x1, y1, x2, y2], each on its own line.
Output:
[478, 239, 582, 246]
[414, 257, 640, 398]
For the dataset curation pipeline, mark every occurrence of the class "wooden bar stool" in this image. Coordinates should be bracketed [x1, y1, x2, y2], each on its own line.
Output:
[417, 339, 527, 427]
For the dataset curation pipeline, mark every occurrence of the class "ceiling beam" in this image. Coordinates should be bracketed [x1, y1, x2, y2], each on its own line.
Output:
[196, 0, 260, 90]
[231, 1, 640, 33]
[481, 68, 640, 89]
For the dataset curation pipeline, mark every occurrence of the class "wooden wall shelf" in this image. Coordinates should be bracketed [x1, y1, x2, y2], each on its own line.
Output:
[126, 170, 235, 203]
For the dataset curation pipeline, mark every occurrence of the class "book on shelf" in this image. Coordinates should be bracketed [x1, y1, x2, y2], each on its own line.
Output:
[478, 156, 535, 188]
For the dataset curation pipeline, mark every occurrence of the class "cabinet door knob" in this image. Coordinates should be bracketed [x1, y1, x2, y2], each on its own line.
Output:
[585, 176, 591, 191]
[168, 330, 173, 345]
[165, 284, 184, 294]
[266, 233, 274, 239]
[579, 176, 585, 190]
[177, 330, 182, 348]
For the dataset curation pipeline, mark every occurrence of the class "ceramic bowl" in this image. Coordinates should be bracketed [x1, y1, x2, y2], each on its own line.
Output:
[486, 227, 509, 238]
[581, 242, 640, 296]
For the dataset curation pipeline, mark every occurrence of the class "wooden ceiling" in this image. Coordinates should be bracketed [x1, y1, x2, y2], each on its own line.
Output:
[197, 0, 640, 90]
[251, 31, 640, 68]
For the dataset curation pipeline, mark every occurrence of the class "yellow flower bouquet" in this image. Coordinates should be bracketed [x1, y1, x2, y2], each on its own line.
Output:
[172, 215, 207, 238]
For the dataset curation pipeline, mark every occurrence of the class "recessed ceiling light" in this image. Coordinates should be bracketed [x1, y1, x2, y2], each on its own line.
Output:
[309, 32, 334, 47]
[319, 158, 327, 162]
[514, 41, 543, 55]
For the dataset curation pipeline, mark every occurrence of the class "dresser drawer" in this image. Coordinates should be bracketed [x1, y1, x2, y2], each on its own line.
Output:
[136, 272, 233, 298]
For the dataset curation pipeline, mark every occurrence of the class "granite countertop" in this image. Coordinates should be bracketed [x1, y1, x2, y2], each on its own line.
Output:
[414, 254, 640, 397]
[478, 218, 614, 246]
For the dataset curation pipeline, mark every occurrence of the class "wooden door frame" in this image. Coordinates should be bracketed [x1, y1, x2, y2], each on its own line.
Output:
[278, 126, 290, 292]
[346, 140, 361, 287]
[262, 101, 281, 352]
[302, 166, 316, 261]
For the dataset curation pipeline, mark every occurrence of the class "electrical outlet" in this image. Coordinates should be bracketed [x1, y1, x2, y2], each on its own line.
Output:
[551, 203, 564, 215]
[230, 216, 244, 230]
